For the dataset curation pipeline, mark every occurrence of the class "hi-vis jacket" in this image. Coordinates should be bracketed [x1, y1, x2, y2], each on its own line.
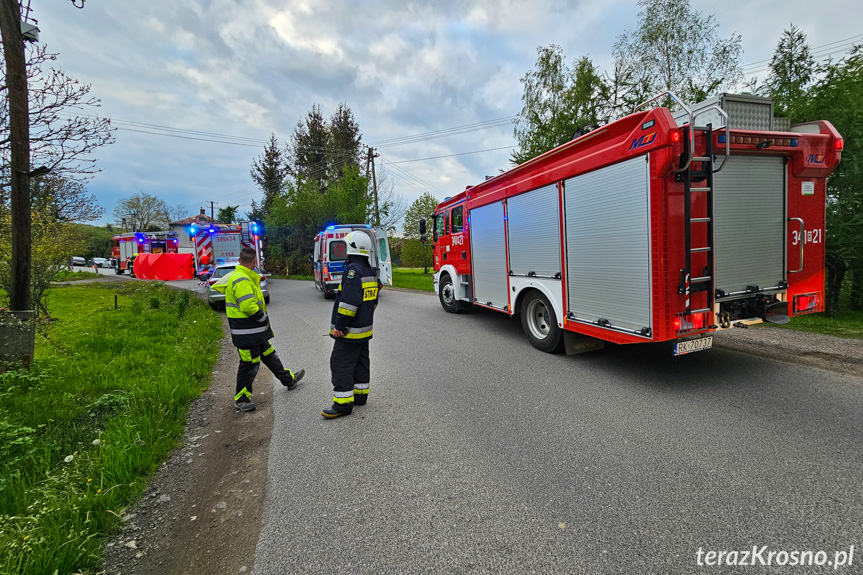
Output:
[212, 265, 273, 348]
[330, 259, 378, 341]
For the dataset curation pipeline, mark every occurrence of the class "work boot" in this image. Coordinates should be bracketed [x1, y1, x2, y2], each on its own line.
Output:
[322, 404, 351, 419]
[235, 400, 256, 412]
[284, 369, 305, 390]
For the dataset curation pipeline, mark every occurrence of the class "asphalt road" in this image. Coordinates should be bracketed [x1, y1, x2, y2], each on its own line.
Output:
[243, 280, 863, 575]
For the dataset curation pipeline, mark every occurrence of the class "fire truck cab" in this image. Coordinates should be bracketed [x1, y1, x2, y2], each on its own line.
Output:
[111, 232, 179, 276]
[427, 92, 842, 355]
[313, 225, 393, 298]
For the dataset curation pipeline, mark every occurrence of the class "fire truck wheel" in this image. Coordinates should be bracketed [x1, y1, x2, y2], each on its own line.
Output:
[520, 291, 563, 353]
[438, 274, 459, 314]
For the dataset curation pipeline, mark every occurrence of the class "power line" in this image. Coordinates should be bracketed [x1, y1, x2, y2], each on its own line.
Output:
[742, 32, 863, 70]
[385, 145, 515, 165]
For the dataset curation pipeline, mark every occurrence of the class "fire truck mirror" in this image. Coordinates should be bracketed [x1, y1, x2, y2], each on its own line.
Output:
[419, 218, 427, 235]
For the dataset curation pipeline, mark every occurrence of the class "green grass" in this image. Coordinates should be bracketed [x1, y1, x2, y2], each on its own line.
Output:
[392, 267, 434, 291]
[764, 308, 863, 339]
[0, 282, 222, 574]
[53, 270, 101, 282]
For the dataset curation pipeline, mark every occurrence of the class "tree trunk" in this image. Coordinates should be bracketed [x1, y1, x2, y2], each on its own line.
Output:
[825, 250, 846, 316]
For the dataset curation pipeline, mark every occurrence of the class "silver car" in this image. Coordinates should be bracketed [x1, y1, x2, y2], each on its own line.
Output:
[205, 262, 270, 310]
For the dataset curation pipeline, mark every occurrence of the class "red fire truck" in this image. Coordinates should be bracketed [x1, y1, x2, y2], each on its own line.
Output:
[111, 231, 180, 275]
[424, 92, 842, 355]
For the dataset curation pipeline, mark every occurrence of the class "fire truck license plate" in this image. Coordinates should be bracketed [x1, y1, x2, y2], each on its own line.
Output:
[673, 336, 713, 356]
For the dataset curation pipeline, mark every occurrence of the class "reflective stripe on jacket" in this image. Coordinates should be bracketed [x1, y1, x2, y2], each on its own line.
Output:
[330, 258, 377, 341]
[213, 264, 273, 347]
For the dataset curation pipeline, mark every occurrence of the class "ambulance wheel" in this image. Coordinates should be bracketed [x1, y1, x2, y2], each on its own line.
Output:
[438, 275, 459, 314]
[521, 290, 563, 353]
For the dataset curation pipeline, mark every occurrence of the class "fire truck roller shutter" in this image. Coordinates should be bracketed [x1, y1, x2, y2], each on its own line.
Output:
[469, 201, 509, 309]
[564, 155, 653, 335]
[507, 183, 561, 278]
[713, 155, 786, 298]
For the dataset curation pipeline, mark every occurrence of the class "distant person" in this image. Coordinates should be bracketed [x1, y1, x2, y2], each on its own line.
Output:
[322, 231, 378, 419]
[212, 246, 304, 412]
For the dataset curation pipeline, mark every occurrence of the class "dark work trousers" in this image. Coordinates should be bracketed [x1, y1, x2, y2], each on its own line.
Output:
[329, 339, 370, 412]
[235, 342, 293, 402]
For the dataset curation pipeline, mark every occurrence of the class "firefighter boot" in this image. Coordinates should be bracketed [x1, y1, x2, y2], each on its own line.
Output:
[322, 403, 352, 419]
[284, 369, 305, 390]
[235, 400, 256, 412]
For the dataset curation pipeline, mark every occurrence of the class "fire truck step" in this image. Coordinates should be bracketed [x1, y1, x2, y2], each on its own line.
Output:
[690, 308, 712, 314]
[690, 217, 711, 223]
[691, 276, 712, 282]
[690, 187, 711, 192]
[692, 156, 712, 162]
[691, 247, 712, 253]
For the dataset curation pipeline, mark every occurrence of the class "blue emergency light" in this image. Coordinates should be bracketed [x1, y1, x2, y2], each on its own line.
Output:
[188, 224, 197, 235]
[135, 233, 145, 244]
[208, 227, 216, 234]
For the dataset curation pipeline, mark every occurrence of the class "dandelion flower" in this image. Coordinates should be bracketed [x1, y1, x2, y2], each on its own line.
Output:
[64, 455, 74, 463]
[87, 478, 92, 483]
[97, 489, 102, 494]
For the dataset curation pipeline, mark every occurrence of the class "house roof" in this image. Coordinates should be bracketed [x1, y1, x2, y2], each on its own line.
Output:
[171, 213, 219, 226]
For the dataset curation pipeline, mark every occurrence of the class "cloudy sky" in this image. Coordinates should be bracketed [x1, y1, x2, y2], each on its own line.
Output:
[29, 0, 862, 227]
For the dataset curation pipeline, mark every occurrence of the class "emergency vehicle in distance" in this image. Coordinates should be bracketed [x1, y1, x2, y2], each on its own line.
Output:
[184, 221, 262, 276]
[423, 92, 842, 356]
[312, 224, 393, 298]
[111, 231, 179, 275]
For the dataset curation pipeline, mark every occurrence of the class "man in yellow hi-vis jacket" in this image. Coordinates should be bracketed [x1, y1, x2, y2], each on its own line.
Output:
[323, 231, 379, 419]
[213, 247, 304, 412]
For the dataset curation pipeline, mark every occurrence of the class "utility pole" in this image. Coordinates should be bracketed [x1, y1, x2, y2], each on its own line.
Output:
[1, 0, 32, 311]
[209, 200, 215, 220]
[367, 146, 380, 226]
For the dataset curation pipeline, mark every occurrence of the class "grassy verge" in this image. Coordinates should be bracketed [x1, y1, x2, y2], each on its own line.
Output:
[391, 268, 434, 291]
[54, 270, 101, 282]
[0, 281, 222, 574]
[764, 308, 863, 339]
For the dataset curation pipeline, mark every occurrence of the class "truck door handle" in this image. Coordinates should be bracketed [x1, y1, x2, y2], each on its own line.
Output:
[788, 217, 804, 273]
[462, 251, 466, 260]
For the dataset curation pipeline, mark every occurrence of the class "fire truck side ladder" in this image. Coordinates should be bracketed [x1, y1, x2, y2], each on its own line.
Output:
[676, 109, 730, 316]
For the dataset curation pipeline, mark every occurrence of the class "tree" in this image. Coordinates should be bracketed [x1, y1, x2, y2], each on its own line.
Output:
[31, 173, 103, 223]
[289, 105, 328, 192]
[327, 103, 363, 180]
[250, 133, 288, 216]
[512, 46, 610, 164]
[612, 0, 743, 108]
[401, 192, 439, 272]
[761, 24, 816, 117]
[1, 44, 114, 192]
[797, 46, 863, 313]
[112, 193, 169, 231]
[217, 205, 239, 224]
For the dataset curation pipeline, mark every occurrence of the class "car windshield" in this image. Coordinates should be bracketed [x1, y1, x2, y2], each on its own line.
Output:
[212, 266, 236, 279]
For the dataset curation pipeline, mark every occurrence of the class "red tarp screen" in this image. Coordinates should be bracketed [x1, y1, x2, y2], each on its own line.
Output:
[133, 253, 195, 281]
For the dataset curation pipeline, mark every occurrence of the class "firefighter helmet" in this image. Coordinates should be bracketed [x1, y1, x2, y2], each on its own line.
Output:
[344, 231, 371, 257]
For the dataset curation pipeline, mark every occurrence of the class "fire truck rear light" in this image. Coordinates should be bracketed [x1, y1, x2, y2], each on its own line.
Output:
[673, 317, 682, 331]
[835, 139, 844, 150]
[675, 312, 708, 332]
[793, 293, 818, 313]
[671, 131, 681, 143]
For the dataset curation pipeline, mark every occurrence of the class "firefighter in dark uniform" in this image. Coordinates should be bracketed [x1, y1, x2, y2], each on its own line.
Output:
[213, 247, 305, 411]
[323, 231, 378, 419]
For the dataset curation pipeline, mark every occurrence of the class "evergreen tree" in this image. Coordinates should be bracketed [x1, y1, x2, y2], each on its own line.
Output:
[289, 105, 329, 193]
[327, 103, 363, 181]
[762, 24, 816, 117]
[250, 133, 289, 216]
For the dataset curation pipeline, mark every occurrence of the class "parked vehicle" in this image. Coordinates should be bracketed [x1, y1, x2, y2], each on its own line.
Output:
[423, 92, 841, 356]
[70, 256, 86, 266]
[87, 257, 110, 268]
[111, 231, 179, 274]
[205, 261, 269, 310]
[312, 224, 392, 298]
[184, 221, 263, 276]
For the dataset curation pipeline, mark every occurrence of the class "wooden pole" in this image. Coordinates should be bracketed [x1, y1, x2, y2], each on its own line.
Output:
[0, 0, 32, 311]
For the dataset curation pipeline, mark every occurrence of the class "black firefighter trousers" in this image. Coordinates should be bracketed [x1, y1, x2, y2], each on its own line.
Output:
[235, 342, 293, 403]
[329, 338, 370, 413]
